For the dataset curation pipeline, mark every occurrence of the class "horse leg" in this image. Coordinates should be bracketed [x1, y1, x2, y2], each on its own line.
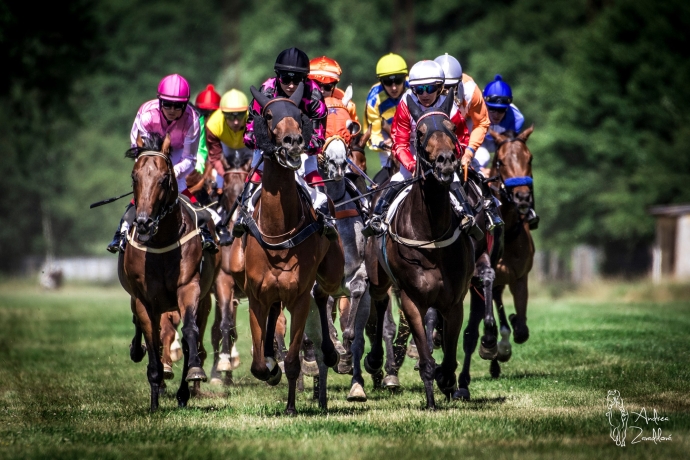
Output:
[435, 313, 462, 401]
[129, 309, 146, 363]
[382, 300, 399, 381]
[133, 298, 163, 412]
[455, 289, 483, 401]
[178, 284, 207, 383]
[305, 292, 329, 410]
[476, 253, 498, 360]
[336, 296, 354, 374]
[364, 301, 384, 389]
[190, 293, 212, 396]
[314, 284, 339, 368]
[285, 292, 313, 416]
[494, 285, 511, 375]
[264, 302, 283, 386]
[274, 309, 288, 371]
[509, 276, 530, 344]
[247, 295, 274, 382]
[399, 291, 436, 410]
[348, 288, 371, 402]
[341, 267, 367, 373]
[160, 313, 176, 380]
[210, 294, 223, 384]
[364, 295, 388, 376]
[424, 308, 438, 356]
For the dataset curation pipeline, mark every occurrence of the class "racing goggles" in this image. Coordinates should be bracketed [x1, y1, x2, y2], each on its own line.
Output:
[277, 72, 306, 85]
[160, 100, 187, 111]
[223, 111, 246, 120]
[411, 83, 442, 95]
[380, 75, 406, 86]
[485, 95, 512, 105]
[317, 82, 336, 92]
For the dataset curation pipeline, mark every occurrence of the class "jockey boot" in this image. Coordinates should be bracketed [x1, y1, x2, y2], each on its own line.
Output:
[484, 198, 504, 232]
[232, 182, 259, 239]
[200, 224, 219, 254]
[315, 186, 338, 241]
[361, 181, 406, 237]
[107, 203, 135, 254]
[450, 184, 484, 241]
[217, 225, 233, 246]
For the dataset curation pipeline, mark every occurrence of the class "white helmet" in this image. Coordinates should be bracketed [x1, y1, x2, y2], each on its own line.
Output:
[408, 60, 445, 86]
[434, 53, 462, 85]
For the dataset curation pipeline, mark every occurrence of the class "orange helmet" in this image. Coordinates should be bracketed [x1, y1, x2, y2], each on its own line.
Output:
[195, 84, 221, 110]
[309, 56, 342, 84]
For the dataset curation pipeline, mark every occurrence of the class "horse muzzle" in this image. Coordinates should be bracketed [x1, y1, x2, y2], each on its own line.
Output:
[135, 216, 156, 241]
[433, 152, 457, 185]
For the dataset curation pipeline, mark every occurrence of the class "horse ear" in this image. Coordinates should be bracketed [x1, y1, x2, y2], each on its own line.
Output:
[440, 87, 454, 117]
[250, 86, 270, 109]
[342, 84, 353, 106]
[490, 129, 508, 145]
[289, 82, 305, 106]
[136, 134, 144, 148]
[347, 120, 361, 136]
[161, 133, 172, 155]
[517, 124, 535, 142]
[406, 95, 423, 122]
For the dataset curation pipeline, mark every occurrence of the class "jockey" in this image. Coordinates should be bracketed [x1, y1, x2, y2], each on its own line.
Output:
[361, 60, 482, 239]
[192, 84, 221, 174]
[364, 53, 409, 168]
[206, 89, 252, 244]
[480, 74, 539, 229]
[309, 56, 360, 140]
[107, 74, 218, 254]
[231, 47, 337, 240]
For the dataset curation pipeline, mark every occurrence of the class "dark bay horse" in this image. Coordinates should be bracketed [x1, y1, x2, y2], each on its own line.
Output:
[119, 135, 219, 411]
[210, 151, 252, 384]
[365, 93, 475, 409]
[229, 83, 344, 414]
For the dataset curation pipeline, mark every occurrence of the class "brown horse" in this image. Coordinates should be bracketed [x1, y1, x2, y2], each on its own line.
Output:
[229, 83, 344, 414]
[119, 134, 219, 411]
[210, 152, 252, 384]
[487, 127, 536, 377]
[365, 92, 475, 409]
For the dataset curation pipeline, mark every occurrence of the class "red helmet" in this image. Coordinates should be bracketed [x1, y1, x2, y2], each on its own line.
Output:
[309, 56, 342, 84]
[195, 84, 221, 110]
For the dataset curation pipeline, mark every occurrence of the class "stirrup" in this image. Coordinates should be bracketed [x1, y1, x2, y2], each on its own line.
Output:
[362, 215, 385, 237]
[460, 214, 484, 240]
[527, 209, 540, 230]
[232, 214, 249, 238]
[323, 221, 338, 241]
[485, 209, 504, 232]
[107, 231, 125, 254]
[200, 228, 219, 254]
[218, 225, 233, 246]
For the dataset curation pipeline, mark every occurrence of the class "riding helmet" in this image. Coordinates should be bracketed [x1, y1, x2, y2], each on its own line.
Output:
[274, 47, 310, 74]
[376, 53, 408, 77]
[309, 56, 342, 84]
[483, 75, 513, 109]
[408, 60, 445, 86]
[220, 89, 249, 112]
[195, 84, 221, 110]
[158, 74, 191, 102]
[434, 54, 462, 86]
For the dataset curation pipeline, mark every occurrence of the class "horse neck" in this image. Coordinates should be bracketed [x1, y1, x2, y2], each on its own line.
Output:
[407, 178, 453, 238]
[500, 194, 522, 229]
[150, 201, 185, 244]
[259, 158, 302, 234]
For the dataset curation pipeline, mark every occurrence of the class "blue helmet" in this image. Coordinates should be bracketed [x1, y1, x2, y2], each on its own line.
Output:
[483, 74, 513, 109]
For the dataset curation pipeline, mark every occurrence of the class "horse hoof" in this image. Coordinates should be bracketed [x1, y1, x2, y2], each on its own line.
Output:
[382, 374, 400, 389]
[406, 343, 419, 359]
[163, 364, 174, 380]
[266, 363, 282, 386]
[363, 354, 383, 375]
[509, 314, 530, 344]
[210, 377, 223, 386]
[479, 343, 498, 360]
[372, 370, 384, 389]
[170, 348, 183, 363]
[490, 360, 501, 379]
[333, 339, 347, 356]
[185, 367, 208, 382]
[230, 344, 241, 370]
[336, 358, 353, 375]
[158, 382, 167, 397]
[285, 408, 297, 417]
[217, 353, 233, 372]
[325, 350, 340, 369]
[347, 382, 368, 402]
[301, 358, 319, 377]
[453, 387, 470, 401]
[497, 328, 512, 362]
[129, 343, 146, 363]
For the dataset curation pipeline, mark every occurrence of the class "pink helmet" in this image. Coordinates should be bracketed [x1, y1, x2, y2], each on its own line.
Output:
[157, 74, 190, 102]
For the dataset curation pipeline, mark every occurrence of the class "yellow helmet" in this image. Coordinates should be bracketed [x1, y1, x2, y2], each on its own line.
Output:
[376, 53, 408, 77]
[220, 89, 249, 112]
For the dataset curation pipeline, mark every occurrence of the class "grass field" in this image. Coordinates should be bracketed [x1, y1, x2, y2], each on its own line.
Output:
[0, 279, 689, 459]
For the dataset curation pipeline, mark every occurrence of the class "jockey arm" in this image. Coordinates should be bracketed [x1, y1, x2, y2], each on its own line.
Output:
[174, 115, 199, 179]
[465, 81, 490, 153]
[206, 126, 225, 177]
[391, 100, 416, 173]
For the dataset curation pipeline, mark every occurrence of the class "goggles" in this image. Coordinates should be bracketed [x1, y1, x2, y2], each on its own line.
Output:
[317, 82, 336, 92]
[380, 75, 406, 86]
[160, 100, 187, 111]
[411, 83, 442, 95]
[223, 111, 246, 120]
[485, 95, 512, 105]
[277, 72, 306, 85]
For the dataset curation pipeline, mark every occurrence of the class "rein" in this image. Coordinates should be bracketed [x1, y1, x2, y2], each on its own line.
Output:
[135, 151, 179, 236]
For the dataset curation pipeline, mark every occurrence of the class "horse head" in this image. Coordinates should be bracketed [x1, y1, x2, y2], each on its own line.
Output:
[321, 136, 348, 181]
[491, 125, 534, 216]
[406, 89, 458, 185]
[126, 133, 178, 242]
[221, 148, 252, 212]
[250, 83, 306, 170]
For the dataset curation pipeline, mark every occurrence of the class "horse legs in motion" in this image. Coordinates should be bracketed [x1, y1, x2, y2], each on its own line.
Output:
[211, 269, 241, 385]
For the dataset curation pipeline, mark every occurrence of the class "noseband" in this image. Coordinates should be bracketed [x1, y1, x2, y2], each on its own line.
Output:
[261, 97, 305, 170]
[494, 138, 533, 213]
[135, 151, 178, 235]
[413, 111, 460, 179]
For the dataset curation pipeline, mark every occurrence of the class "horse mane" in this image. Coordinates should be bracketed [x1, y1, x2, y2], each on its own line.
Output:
[124, 133, 165, 160]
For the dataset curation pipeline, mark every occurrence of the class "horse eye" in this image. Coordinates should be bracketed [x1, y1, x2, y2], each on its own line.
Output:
[265, 113, 273, 121]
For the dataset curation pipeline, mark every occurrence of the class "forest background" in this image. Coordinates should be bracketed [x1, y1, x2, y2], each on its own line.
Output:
[1, 0, 689, 275]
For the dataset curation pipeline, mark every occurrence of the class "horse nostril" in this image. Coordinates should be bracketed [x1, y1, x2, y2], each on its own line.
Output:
[295, 135, 303, 145]
[283, 136, 292, 145]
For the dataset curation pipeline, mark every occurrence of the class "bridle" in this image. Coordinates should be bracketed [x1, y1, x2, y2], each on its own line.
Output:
[493, 137, 533, 217]
[133, 151, 178, 236]
[413, 110, 460, 181]
[261, 97, 304, 171]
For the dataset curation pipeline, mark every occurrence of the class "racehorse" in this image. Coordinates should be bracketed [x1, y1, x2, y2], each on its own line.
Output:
[365, 92, 475, 409]
[209, 150, 252, 384]
[487, 127, 536, 378]
[318, 126, 374, 401]
[228, 83, 345, 414]
[119, 134, 219, 412]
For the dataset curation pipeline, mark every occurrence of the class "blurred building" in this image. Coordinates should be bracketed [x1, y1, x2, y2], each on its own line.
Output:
[649, 204, 690, 282]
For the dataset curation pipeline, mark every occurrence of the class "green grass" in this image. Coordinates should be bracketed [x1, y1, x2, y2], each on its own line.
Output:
[0, 281, 688, 459]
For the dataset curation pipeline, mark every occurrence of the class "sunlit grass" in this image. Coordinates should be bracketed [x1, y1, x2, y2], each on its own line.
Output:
[0, 281, 688, 459]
